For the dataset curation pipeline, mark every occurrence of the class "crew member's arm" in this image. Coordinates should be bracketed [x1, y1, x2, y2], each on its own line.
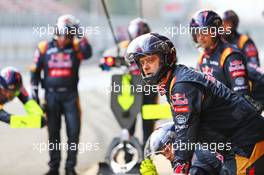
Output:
[30, 42, 46, 104]
[170, 82, 203, 174]
[242, 39, 264, 84]
[0, 99, 45, 128]
[11, 85, 46, 128]
[73, 37, 92, 60]
[224, 53, 250, 95]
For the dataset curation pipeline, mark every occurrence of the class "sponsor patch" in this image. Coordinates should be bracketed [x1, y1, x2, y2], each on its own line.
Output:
[172, 93, 186, 99]
[245, 44, 257, 57]
[173, 106, 189, 113]
[230, 70, 246, 78]
[48, 68, 72, 77]
[209, 60, 219, 66]
[233, 85, 248, 91]
[48, 53, 72, 68]
[229, 60, 245, 72]
[175, 125, 188, 130]
[230, 60, 243, 66]
[235, 77, 245, 86]
[175, 115, 187, 124]
[229, 65, 245, 72]
[172, 99, 188, 105]
[171, 93, 189, 105]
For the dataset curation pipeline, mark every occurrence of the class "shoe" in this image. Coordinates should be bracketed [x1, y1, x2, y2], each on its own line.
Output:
[44, 169, 59, 175]
[65, 168, 77, 175]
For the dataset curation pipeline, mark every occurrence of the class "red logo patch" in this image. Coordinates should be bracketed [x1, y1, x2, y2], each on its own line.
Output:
[48, 68, 72, 77]
[230, 70, 246, 78]
[245, 44, 257, 57]
[173, 106, 189, 113]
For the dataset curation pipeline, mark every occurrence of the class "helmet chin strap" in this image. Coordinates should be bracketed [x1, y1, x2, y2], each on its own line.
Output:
[158, 70, 172, 86]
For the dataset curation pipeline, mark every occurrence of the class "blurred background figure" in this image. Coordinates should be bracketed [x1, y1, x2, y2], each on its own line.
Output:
[190, 10, 251, 96]
[0, 66, 46, 127]
[30, 14, 92, 175]
[222, 10, 264, 108]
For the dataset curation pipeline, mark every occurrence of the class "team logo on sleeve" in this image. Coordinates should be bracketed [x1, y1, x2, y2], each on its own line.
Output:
[171, 93, 189, 105]
[229, 60, 245, 72]
[175, 115, 187, 124]
[173, 106, 189, 113]
[245, 44, 257, 57]
[229, 60, 246, 78]
[230, 70, 246, 78]
[171, 93, 189, 113]
[235, 77, 245, 86]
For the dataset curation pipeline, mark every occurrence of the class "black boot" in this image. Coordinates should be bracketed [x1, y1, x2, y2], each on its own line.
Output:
[44, 169, 59, 175]
[65, 168, 77, 175]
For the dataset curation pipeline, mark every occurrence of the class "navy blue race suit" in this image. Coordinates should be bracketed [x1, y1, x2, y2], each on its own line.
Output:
[197, 40, 250, 96]
[163, 64, 264, 174]
[30, 37, 92, 170]
[223, 32, 264, 106]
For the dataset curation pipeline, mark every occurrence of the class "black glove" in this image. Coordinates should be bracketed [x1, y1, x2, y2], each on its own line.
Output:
[40, 116, 47, 128]
[31, 88, 40, 105]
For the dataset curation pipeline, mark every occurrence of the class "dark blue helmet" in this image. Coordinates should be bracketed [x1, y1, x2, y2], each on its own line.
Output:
[0, 67, 22, 96]
[0, 76, 7, 90]
[128, 18, 151, 40]
[126, 33, 177, 85]
[0, 76, 9, 104]
[223, 10, 239, 31]
[190, 10, 222, 43]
